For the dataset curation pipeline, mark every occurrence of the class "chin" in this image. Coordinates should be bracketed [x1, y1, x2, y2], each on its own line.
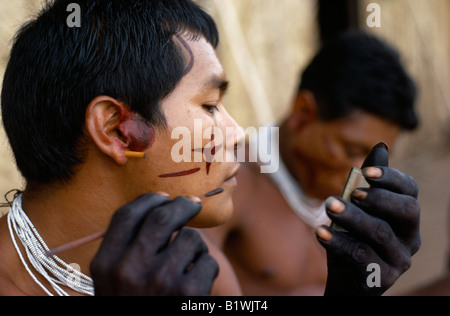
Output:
[188, 198, 234, 228]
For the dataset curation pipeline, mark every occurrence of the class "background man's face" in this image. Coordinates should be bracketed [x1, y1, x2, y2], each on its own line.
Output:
[289, 110, 401, 200]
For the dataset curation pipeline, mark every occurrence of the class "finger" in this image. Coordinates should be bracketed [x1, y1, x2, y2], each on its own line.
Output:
[166, 227, 209, 276]
[325, 197, 412, 266]
[131, 197, 202, 255]
[316, 227, 402, 291]
[181, 253, 219, 296]
[316, 225, 385, 269]
[96, 193, 171, 259]
[361, 142, 389, 169]
[154, 227, 218, 296]
[362, 167, 419, 198]
[352, 188, 421, 253]
[352, 188, 420, 228]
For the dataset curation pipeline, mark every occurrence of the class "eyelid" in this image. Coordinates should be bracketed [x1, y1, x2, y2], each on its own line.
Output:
[202, 104, 219, 115]
[345, 147, 369, 159]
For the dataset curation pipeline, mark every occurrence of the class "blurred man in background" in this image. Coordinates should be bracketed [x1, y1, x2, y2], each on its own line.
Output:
[205, 30, 419, 295]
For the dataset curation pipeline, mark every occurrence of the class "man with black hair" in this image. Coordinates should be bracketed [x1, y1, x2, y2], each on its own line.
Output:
[206, 31, 420, 296]
[0, 0, 420, 296]
[0, 0, 235, 296]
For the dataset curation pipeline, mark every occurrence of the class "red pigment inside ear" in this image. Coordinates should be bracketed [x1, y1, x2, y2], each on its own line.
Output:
[118, 114, 155, 151]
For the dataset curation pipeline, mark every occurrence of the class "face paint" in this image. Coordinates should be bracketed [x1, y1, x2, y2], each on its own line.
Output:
[192, 130, 222, 175]
[158, 168, 201, 178]
[158, 129, 222, 178]
[118, 112, 155, 152]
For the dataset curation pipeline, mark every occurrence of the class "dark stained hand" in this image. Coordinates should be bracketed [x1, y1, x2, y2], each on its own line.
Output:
[317, 142, 421, 296]
[91, 194, 219, 296]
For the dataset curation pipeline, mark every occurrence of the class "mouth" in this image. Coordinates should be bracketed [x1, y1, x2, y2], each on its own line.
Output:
[224, 164, 241, 184]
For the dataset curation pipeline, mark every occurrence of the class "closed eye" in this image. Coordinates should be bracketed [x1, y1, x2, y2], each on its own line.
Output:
[203, 104, 219, 115]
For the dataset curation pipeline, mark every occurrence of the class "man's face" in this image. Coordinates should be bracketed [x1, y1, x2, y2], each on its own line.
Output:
[288, 110, 401, 200]
[129, 34, 242, 228]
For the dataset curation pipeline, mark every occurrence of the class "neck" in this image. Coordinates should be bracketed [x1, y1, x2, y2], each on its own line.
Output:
[20, 166, 127, 277]
[278, 120, 318, 200]
[278, 120, 298, 182]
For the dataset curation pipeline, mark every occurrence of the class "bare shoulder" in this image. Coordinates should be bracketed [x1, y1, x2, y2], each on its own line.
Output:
[237, 160, 279, 191]
[198, 230, 242, 296]
[232, 161, 284, 214]
[232, 161, 270, 210]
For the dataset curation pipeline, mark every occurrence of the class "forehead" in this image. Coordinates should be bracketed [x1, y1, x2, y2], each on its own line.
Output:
[160, 34, 226, 124]
[175, 34, 225, 88]
[326, 110, 401, 144]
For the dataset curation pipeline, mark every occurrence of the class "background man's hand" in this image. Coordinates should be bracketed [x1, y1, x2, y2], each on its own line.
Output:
[318, 143, 421, 296]
[91, 194, 219, 296]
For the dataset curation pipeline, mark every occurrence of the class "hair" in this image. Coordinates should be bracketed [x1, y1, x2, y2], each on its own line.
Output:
[299, 30, 419, 130]
[1, 0, 219, 184]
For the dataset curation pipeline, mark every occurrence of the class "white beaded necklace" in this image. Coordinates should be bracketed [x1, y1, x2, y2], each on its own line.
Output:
[7, 193, 95, 296]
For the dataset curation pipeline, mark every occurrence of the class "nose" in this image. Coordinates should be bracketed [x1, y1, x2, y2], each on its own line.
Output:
[220, 108, 245, 160]
[353, 156, 366, 169]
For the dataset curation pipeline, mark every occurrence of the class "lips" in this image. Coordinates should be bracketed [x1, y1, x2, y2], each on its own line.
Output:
[224, 164, 241, 183]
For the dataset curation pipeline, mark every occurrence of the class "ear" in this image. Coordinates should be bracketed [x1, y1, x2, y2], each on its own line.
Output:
[85, 96, 129, 165]
[287, 90, 319, 131]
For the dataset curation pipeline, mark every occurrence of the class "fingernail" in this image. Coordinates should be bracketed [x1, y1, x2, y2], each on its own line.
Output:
[374, 142, 389, 152]
[352, 189, 368, 201]
[316, 227, 333, 242]
[156, 191, 170, 198]
[363, 167, 383, 179]
[186, 195, 202, 204]
[325, 197, 346, 214]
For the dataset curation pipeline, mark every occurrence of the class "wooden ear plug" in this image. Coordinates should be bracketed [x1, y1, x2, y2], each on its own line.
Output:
[125, 151, 147, 159]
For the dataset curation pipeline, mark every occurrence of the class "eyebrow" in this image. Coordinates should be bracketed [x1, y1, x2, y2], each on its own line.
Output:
[205, 76, 229, 97]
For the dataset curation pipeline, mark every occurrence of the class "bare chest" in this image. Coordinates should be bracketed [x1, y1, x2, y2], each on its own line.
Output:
[225, 183, 328, 295]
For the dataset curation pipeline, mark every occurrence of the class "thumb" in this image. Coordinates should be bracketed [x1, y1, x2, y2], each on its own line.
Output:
[361, 142, 389, 168]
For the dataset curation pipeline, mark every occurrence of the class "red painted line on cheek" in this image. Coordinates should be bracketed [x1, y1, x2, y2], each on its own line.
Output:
[158, 130, 223, 178]
[158, 168, 201, 178]
[191, 130, 222, 175]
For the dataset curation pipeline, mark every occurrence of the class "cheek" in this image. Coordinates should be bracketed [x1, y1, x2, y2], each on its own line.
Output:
[293, 124, 332, 162]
